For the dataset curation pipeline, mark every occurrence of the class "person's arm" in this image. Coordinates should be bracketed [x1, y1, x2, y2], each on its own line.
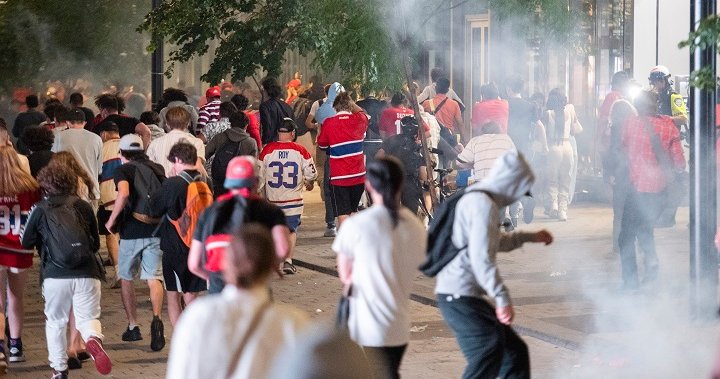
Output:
[305, 110, 318, 132]
[271, 224, 291, 261]
[301, 152, 318, 186]
[316, 123, 329, 151]
[187, 240, 210, 280]
[569, 106, 583, 135]
[417, 85, 432, 104]
[447, 88, 466, 109]
[336, 253, 353, 286]
[135, 122, 152, 150]
[12, 116, 22, 138]
[20, 204, 42, 249]
[453, 105, 467, 142]
[498, 230, 553, 252]
[106, 180, 129, 233]
[455, 142, 474, 169]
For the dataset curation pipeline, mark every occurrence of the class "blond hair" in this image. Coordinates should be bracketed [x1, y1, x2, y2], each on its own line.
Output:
[0, 146, 39, 196]
[165, 106, 191, 130]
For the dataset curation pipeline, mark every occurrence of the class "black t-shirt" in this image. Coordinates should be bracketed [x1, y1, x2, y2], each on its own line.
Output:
[194, 195, 287, 242]
[98, 114, 140, 137]
[382, 135, 424, 181]
[507, 97, 538, 153]
[357, 97, 388, 138]
[113, 158, 166, 239]
[77, 107, 95, 131]
[150, 170, 205, 254]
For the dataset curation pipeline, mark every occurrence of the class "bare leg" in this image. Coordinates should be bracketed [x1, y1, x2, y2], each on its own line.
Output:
[166, 291, 181, 326]
[106, 233, 120, 266]
[337, 214, 351, 229]
[120, 280, 137, 326]
[7, 270, 27, 339]
[67, 311, 84, 356]
[287, 233, 297, 261]
[147, 279, 164, 318]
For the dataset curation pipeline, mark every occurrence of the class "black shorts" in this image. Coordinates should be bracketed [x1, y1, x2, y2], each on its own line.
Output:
[96, 208, 112, 236]
[330, 184, 365, 217]
[162, 250, 207, 293]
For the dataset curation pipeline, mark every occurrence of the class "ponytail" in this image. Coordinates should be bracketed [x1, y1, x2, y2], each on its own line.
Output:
[367, 157, 404, 228]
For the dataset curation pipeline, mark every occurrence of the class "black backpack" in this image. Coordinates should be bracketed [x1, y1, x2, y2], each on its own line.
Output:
[43, 198, 95, 269]
[211, 133, 244, 182]
[291, 97, 312, 136]
[127, 161, 163, 224]
[419, 188, 487, 277]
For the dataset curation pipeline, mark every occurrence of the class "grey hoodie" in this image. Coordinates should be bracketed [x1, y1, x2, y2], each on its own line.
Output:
[435, 151, 536, 307]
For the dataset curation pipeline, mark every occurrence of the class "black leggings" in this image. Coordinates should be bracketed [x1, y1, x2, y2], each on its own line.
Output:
[363, 345, 407, 379]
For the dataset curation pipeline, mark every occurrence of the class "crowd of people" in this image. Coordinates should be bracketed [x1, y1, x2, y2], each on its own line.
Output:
[0, 63, 686, 378]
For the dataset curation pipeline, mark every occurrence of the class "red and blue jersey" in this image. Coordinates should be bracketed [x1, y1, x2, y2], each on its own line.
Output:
[317, 111, 368, 187]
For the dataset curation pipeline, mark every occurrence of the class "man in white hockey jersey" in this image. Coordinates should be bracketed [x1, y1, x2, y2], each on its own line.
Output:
[259, 118, 318, 274]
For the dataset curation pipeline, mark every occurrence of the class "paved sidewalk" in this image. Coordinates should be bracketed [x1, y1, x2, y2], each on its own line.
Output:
[8, 187, 720, 378]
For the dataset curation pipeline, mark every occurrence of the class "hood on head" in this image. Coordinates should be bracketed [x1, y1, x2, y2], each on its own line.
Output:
[315, 82, 344, 125]
[475, 150, 534, 206]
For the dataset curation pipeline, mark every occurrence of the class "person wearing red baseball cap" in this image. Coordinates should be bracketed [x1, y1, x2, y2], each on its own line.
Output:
[187, 156, 291, 294]
[197, 86, 222, 135]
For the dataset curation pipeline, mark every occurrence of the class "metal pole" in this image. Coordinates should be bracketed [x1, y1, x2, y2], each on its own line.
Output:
[151, 0, 164, 109]
[689, 0, 717, 320]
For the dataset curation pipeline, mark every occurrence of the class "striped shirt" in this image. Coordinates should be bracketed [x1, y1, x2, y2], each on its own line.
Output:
[457, 134, 516, 181]
[147, 129, 206, 177]
[197, 99, 221, 132]
[100, 138, 121, 210]
[317, 111, 369, 186]
[259, 142, 317, 216]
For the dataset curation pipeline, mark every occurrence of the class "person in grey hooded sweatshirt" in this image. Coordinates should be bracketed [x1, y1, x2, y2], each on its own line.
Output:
[435, 150, 553, 379]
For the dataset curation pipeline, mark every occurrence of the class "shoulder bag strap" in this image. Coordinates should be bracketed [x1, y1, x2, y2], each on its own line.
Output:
[225, 301, 272, 378]
[434, 97, 449, 115]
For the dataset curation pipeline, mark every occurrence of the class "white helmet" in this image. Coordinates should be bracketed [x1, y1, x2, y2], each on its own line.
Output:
[649, 65, 671, 81]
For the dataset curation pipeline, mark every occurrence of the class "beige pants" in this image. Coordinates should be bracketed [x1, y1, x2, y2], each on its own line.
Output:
[546, 141, 574, 213]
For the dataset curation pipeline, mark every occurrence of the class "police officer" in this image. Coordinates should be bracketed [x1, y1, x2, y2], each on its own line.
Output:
[649, 65, 688, 127]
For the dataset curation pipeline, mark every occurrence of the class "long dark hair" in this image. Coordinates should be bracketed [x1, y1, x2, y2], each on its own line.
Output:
[546, 88, 568, 144]
[367, 157, 404, 227]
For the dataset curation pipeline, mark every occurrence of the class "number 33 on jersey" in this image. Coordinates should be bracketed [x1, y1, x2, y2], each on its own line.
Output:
[259, 142, 318, 216]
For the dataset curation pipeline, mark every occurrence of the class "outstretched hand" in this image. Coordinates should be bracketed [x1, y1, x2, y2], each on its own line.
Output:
[533, 230, 553, 245]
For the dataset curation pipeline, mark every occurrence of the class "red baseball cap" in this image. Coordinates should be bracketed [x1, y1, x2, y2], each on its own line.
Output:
[206, 86, 221, 98]
[224, 156, 257, 189]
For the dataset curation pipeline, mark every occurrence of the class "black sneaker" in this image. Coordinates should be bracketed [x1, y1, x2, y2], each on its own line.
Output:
[8, 338, 24, 362]
[150, 316, 165, 352]
[67, 356, 82, 370]
[50, 369, 68, 379]
[121, 326, 142, 342]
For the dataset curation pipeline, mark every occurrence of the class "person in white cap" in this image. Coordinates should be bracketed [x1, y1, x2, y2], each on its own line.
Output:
[105, 133, 167, 352]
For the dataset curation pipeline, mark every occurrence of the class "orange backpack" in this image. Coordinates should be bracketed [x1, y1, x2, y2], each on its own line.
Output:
[171, 171, 214, 247]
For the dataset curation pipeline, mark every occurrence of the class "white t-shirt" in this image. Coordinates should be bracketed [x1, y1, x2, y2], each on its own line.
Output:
[457, 134, 516, 181]
[147, 129, 206, 177]
[52, 128, 103, 198]
[332, 205, 427, 347]
[167, 285, 309, 379]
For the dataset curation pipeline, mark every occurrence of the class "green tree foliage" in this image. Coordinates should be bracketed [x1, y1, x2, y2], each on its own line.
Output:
[679, 15, 720, 91]
[0, 0, 151, 91]
[139, 0, 415, 91]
